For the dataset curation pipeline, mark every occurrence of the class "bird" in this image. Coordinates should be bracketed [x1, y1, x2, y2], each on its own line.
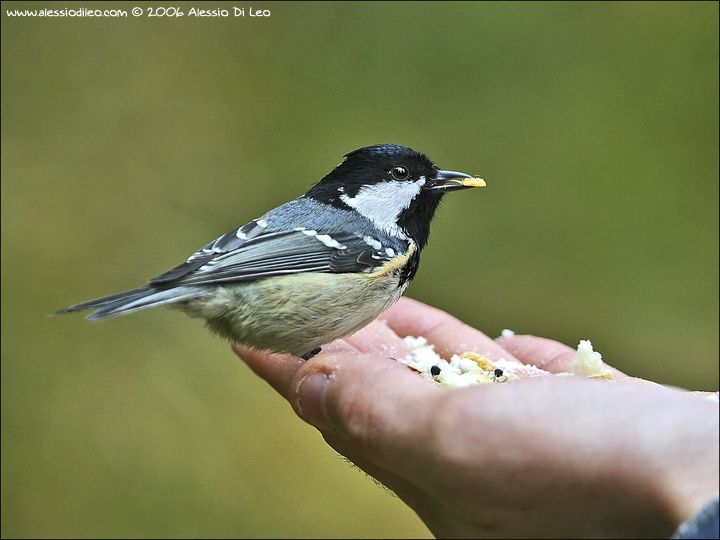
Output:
[54, 144, 485, 358]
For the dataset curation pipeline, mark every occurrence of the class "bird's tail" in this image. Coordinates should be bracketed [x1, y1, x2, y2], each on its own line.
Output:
[52, 285, 199, 320]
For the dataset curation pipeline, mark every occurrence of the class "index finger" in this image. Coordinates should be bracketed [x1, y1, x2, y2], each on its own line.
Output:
[379, 297, 521, 363]
[497, 334, 628, 378]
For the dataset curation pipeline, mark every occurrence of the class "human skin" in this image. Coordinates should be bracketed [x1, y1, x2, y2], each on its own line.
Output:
[232, 298, 719, 538]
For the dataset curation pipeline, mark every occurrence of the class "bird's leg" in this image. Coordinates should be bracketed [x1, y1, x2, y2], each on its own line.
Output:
[301, 347, 322, 360]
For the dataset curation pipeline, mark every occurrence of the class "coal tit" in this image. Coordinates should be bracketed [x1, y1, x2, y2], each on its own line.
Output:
[54, 144, 485, 358]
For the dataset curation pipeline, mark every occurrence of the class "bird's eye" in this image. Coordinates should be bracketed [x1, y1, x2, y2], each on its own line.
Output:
[391, 166, 409, 180]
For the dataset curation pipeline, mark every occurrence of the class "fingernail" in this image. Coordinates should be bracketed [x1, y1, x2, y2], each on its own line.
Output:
[296, 371, 334, 430]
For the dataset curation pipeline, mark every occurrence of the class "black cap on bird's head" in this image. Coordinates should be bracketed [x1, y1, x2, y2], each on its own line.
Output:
[305, 144, 484, 247]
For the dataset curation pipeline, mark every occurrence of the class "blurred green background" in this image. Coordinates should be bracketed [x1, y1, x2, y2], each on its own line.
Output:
[2, 1, 718, 537]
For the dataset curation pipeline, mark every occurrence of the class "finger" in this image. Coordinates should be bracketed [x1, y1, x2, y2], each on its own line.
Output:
[231, 344, 304, 398]
[232, 315, 409, 396]
[288, 350, 442, 461]
[232, 339, 363, 398]
[340, 317, 411, 358]
[381, 297, 520, 363]
[497, 334, 630, 379]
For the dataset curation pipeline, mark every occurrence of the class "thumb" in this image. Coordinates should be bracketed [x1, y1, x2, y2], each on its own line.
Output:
[288, 352, 441, 441]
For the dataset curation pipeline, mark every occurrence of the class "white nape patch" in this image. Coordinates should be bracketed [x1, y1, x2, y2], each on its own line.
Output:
[363, 236, 382, 250]
[340, 178, 425, 237]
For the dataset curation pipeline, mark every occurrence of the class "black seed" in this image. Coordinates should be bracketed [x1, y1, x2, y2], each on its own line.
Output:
[494, 368, 504, 377]
[430, 365, 441, 376]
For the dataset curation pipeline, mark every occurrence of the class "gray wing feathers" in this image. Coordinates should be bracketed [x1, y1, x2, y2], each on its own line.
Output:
[54, 199, 405, 319]
[161, 232, 337, 286]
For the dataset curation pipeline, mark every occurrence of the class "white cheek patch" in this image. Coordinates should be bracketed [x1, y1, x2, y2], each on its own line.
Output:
[340, 178, 425, 236]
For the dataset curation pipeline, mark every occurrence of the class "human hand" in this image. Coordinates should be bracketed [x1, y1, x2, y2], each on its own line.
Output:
[232, 298, 719, 538]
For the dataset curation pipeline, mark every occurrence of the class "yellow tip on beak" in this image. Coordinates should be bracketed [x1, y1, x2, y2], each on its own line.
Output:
[462, 177, 486, 187]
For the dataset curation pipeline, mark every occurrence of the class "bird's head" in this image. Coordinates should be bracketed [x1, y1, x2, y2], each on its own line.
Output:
[305, 144, 485, 246]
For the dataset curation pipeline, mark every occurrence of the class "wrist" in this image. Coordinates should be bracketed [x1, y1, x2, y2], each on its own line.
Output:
[649, 395, 719, 533]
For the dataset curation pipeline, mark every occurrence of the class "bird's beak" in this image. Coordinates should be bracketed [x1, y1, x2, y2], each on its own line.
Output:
[426, 169, 486, 191]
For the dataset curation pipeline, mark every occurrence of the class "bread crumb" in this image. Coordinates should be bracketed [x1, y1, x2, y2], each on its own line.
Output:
[587, 372, 615, 381]
[573, 340, 613, 380]
[398, 336, 615, 386]
[459, 351, 494, 371]
[398, 336, 519, 388]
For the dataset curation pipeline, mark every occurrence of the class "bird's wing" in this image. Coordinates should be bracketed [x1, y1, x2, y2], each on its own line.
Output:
[148, 219, 405, 287]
